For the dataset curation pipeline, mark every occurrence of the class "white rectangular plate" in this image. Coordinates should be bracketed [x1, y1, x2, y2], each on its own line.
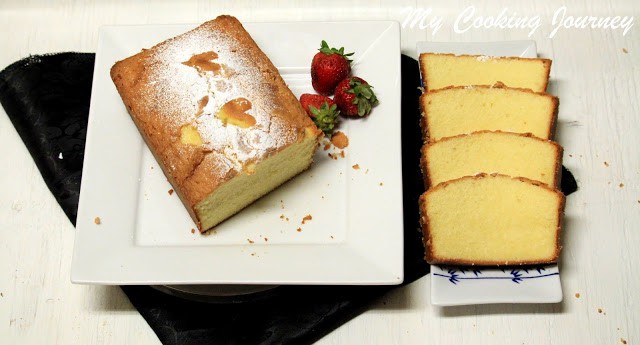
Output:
[417, 40, 563, 306]
[71, 21, 403, 285]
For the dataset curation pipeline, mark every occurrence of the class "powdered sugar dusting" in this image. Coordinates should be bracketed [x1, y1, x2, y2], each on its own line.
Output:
[129, 19, 301, 183]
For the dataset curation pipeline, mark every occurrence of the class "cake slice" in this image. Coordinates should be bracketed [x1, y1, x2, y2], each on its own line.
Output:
[111, 16, 322, 232]
[419, 53, 552, 92]
[420, 174, 565, 265]
[420, 85, 558, 142]
[421, 131, 563, 188]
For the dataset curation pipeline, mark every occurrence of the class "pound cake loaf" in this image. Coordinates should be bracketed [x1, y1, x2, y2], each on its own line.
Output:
[421, 131, 563, 188]
[419, 53, 552, 92]
[111, 15, 322, 232]
[420, 85, 558, 142]
[420, 174, 565, 265]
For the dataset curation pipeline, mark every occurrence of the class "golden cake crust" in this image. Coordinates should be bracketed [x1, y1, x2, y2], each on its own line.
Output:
[419, 173, 565, 266]
[419, 53, 552, 92]
[419, 130, 564, 189]
[110, 15, 321, 229]
[418, 84, 559, 143]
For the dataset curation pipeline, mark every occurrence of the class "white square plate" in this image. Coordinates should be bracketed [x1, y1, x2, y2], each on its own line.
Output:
[417, 40, 563, 306]
[71, 21, 403, 285]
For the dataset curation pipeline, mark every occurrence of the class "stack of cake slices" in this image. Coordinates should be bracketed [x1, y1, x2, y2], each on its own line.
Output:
[417, 53, 566, 266]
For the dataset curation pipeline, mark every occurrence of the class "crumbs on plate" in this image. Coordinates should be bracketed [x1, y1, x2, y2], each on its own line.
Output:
[331, 131, 349, 149]
[94, 217, 101, 225]
[302, 214, 312, 224]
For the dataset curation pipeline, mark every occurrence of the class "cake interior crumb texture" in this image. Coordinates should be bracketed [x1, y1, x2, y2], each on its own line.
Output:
[195, 128, 318, 230]
[420, 53, 551, 92]
[422, 131, 563, 188]
[110, 15, 321, 231]
[421, 85, 558, 141]
[421, 174, 565, 265]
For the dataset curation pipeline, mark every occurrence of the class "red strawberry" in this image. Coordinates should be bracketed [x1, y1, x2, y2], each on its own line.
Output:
[333, 77, 379, 117]
[311, 40, 354, 95]
[299, 94, 340, 135]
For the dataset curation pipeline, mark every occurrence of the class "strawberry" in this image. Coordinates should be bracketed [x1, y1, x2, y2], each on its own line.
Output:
[333, 77, 379, 117]
[311, 40, 354, 95]
[299, 94, 340, 135]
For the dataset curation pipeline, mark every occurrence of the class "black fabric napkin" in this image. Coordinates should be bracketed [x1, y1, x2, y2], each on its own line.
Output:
[0, 53, 577, 345]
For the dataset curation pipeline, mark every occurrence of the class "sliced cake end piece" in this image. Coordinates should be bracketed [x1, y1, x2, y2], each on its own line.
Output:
[419, 173, 565, 266]
[421, 131, 563, 189]
[419, 85, 558, 142]
[419, 53, 551, 92]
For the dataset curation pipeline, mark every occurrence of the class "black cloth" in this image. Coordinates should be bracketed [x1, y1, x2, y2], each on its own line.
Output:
[0, 53, 577, 345]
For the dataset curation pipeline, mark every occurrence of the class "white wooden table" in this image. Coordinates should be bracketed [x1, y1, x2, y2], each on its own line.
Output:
[1, 1, 638, 344]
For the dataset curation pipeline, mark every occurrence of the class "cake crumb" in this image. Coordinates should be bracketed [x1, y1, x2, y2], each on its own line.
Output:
[331, 131, 349, 148]
[379, 182, 384, 186]
[621, 338, 627, 344]
[191, 228, 196, 234]
[0, 292, 3, 297]
[575, 293, 580, 298]
[598, 308, 603, 313]
[247, 239, 255, 244]
[302, 214, 313, 224]
[352, 164, 360, 170]
[330, 235, 334, 239]
[264, 237, 268, 242]
[94, 217, 101, 225]
[365, 168, 369, 174]
[623, 48, 628, 54]
[619, 183, 624, 188]
[168, 189, 174, 195]
[296, 227, 302, 232]
[323, 142, 331, 151]
[251, 252, 256, 256]
[604, 161, 609, 167]
[569, 154, 573, 157]
[280, 214, 285, 219]
[340, 150, 345, 158]
[280, 200, 285, 209]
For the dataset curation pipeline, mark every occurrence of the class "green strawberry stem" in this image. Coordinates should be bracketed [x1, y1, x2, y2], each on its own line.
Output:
[310, 102, 340, 136]
[348, 79, 379, 116]
[318, 40, 354, 62]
